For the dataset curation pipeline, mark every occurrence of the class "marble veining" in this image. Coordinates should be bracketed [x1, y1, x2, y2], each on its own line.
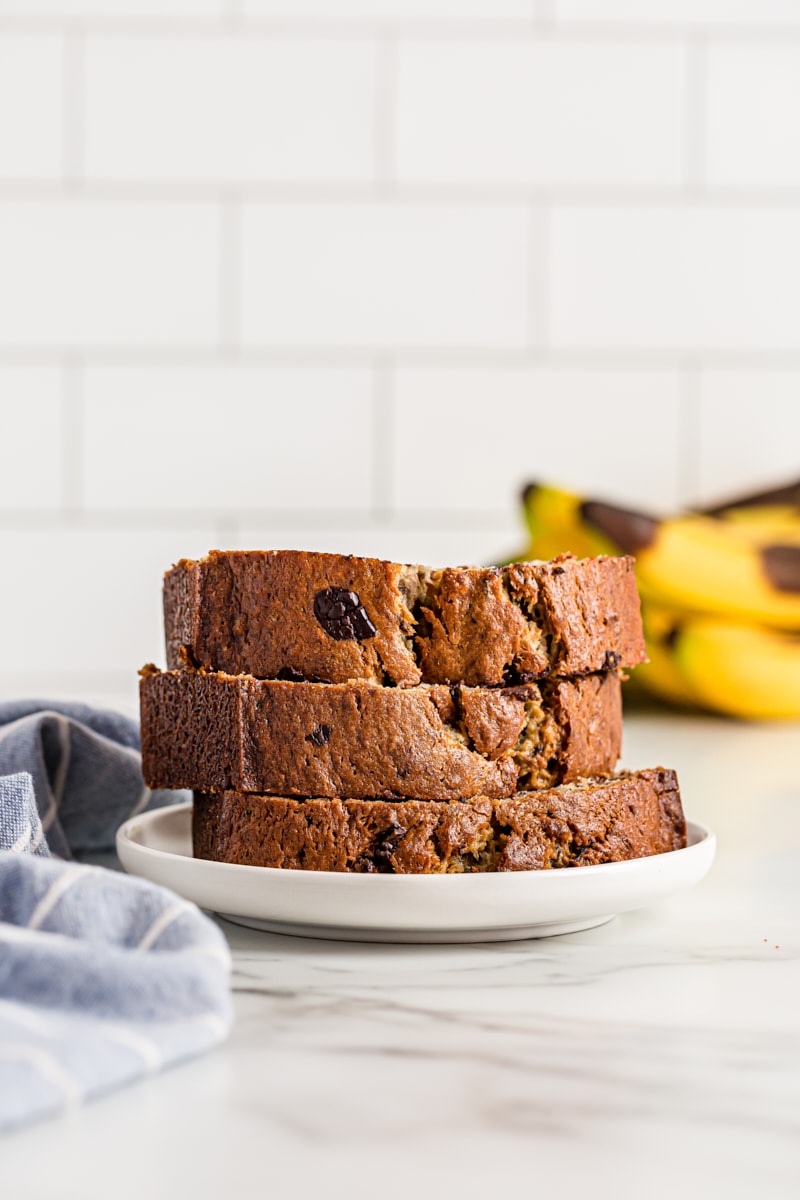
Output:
[2, 713, 799, 1200]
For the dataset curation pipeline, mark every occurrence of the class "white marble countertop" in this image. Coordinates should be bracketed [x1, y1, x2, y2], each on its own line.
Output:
[3, 712, 799, 1199]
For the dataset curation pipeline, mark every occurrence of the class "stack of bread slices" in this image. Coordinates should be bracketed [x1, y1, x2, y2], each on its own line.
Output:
[139, 550, 686, 874]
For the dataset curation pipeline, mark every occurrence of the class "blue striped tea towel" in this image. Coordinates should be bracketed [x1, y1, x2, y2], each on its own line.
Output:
[0, 701, 233, 1133]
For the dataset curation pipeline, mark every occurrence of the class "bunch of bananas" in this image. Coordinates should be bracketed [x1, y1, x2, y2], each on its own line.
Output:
[515, 480, 800, 721]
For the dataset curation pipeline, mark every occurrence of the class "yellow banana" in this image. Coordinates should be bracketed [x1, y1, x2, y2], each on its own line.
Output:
[533, 488, 800, 631]
[636, 602, 800, 718]
[665, 614, 800, 720]
[693, 479, 800, 553]
[522, 479, 800, 554]
[707, 506, 800, 545]
[523, 483, 800, 630]
[520, 483, 611, 560]
[517, 480, 800, 718]
[619, 513, 800, 629]
[635, 605, 701, 710]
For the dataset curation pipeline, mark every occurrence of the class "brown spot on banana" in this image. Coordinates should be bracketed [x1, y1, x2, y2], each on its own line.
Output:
[699, 477, 800, 516]
[762, 545, 800, 594]
[579, 500, 659, 555]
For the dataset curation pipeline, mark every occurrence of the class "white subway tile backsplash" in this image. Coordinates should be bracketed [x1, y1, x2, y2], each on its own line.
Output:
[0, 1, 221, 13]
[695, 372, 800, 506]
[707, 47, 800, 188]
[241, 203, 533, 348]
[244, 1, 533, 19]
[83, 369, 374, 511]
[396, 41, 685, 187]
[0, 37, 62, 181]
[237, 525, 520, 568]
[0, 528, 220, 676]
[551, 206, 800, 350]
[392, 367, 684, 519]
[0, 202, 218, 348]
[0, 370, 63, 509]
[0, 1, 798, 706]
[555, 0, 800, 25]
[85, 37, 377, 184]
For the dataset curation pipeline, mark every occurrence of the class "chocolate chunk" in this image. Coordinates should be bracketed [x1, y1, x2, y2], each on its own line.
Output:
[580, 500, 658, 555]
[354, 858, 378, 874]
[552, 566, 565, 576]
[499, 684, 540, 701]
[305, 724, 332, 746]
[602, 650, 622, 670]
[371, 821, 406, 873]
[762, 545, 800, 594]
[314, 587, 377, 641]
[506, 668, 546, 685]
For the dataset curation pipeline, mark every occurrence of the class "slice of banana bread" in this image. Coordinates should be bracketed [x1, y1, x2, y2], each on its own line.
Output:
[140, 667, 622, 801]
[192, 768, 685, 873]
[164, 550, 646, 687]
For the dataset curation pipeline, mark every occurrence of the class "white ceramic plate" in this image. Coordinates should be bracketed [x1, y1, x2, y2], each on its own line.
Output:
[117, 804, 715, 944]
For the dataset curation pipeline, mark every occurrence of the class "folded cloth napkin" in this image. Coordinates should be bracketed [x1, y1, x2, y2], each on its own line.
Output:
[0, 702, 233, 1133]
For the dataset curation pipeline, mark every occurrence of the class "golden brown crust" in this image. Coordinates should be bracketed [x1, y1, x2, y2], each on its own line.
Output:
[164, 550, 646, 687]
[192, 768, 686, 873]
[140, 669, 622, 800]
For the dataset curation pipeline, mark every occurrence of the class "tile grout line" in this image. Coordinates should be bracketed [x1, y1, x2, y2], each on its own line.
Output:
[3, 347, 800, 367]
[62, 27, 85, 187]
[2, 18, 800, 43]
[4, 182, 800, 205]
